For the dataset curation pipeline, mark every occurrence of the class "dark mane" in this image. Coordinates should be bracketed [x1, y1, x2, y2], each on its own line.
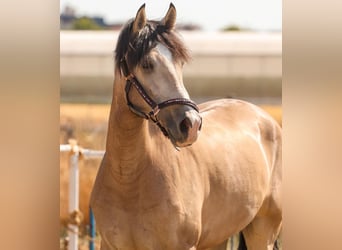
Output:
[115, 19, 190, 74]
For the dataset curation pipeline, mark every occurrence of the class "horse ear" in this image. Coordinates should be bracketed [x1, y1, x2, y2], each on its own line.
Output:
[162, 3, 176, 30]
[132, 3, 147, 34]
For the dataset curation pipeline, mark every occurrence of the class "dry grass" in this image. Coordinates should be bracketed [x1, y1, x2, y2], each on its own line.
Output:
[260, 105, 282, 126]
[60, 104, 110, 249]
[60, 104, 109, 227]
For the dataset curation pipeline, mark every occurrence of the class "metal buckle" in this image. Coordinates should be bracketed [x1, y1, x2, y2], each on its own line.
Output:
[148, 106, 160, 123]
[125, 74, 134, 81]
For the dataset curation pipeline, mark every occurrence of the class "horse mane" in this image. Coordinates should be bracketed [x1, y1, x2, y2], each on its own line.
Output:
[115, 19, 190, 74]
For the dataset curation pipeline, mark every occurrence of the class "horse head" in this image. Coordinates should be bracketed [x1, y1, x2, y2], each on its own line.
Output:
[115, 3, 202, 148]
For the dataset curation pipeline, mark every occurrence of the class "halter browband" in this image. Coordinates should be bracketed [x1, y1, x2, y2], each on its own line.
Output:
[120, 58, 199, 138]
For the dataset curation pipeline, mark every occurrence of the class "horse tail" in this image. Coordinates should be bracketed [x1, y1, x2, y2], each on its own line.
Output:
[237, 232, 247, 250]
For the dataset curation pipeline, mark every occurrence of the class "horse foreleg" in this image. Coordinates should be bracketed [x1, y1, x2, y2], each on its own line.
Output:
[240, 214, 281, 250]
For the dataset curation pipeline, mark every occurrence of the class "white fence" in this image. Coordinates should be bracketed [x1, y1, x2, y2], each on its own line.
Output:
[60, 140, 104, 250]
[60, 31, 282, 79]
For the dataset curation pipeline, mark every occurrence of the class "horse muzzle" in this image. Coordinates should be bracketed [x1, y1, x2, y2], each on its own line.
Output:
[164, 108, 202, 148]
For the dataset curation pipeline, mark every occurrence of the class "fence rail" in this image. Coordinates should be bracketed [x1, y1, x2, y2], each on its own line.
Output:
[60, 143, 105, 158]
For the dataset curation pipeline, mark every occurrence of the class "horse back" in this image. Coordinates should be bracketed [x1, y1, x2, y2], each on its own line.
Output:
[198, 98, 281, 197]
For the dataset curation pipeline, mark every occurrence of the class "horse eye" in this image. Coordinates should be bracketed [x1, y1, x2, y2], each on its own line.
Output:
[141, 59, 153, 71]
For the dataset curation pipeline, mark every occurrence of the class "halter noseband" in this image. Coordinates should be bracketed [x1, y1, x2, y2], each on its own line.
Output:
[120, 58, 199, 138]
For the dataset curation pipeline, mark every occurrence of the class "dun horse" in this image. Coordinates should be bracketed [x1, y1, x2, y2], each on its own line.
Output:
[91, 3, 282, 250]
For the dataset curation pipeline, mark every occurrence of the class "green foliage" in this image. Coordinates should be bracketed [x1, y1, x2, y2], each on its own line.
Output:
[222, 24, 252, 32]
[222, 25, 242, 32]
[72, 17, 102, 30]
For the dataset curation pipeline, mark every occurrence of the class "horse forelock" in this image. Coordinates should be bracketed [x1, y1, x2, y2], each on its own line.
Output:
[115, 19, 190, 75]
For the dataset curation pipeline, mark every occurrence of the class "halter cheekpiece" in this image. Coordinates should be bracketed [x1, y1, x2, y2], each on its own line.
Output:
[120, 58, 199, 138]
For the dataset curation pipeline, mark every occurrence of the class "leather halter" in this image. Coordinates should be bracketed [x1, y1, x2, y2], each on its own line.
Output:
[120, 58, 199, 138]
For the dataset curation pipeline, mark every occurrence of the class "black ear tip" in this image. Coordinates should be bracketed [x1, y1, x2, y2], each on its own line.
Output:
[169, 3, 175, 9]
[139, 3, 146, 11]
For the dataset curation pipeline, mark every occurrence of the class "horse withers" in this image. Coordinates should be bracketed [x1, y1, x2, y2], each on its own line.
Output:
[91, 3, 282, 250]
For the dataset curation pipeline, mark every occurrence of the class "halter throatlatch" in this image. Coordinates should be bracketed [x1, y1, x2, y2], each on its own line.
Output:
[120, 58, 199, 138]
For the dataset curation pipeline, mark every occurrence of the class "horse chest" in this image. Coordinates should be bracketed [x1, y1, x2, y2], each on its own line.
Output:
[97, 198, 200, 250]
[94, 173, 201, 250]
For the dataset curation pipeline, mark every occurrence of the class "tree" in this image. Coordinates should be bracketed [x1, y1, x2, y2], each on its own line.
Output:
[222, 24, 251, 32]
[72, 17, 102, 30]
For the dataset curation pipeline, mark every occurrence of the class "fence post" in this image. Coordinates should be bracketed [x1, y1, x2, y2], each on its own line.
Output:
[89, 207, 96, 250]
[68, 141, 80, 250]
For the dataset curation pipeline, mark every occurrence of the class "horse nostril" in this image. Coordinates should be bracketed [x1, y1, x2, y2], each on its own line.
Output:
[199, 117, 202, 131]
[179, 117, 192, 135]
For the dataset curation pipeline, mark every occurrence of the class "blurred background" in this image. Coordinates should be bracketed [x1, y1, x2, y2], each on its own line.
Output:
[60, 0, 282, 104]
[60, 1, 282, 249]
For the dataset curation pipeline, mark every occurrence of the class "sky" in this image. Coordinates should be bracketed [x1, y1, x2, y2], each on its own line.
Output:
[60, 0, 282, 32]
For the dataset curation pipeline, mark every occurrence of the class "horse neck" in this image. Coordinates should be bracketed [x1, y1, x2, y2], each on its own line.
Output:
[105, 70, 151, 177]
